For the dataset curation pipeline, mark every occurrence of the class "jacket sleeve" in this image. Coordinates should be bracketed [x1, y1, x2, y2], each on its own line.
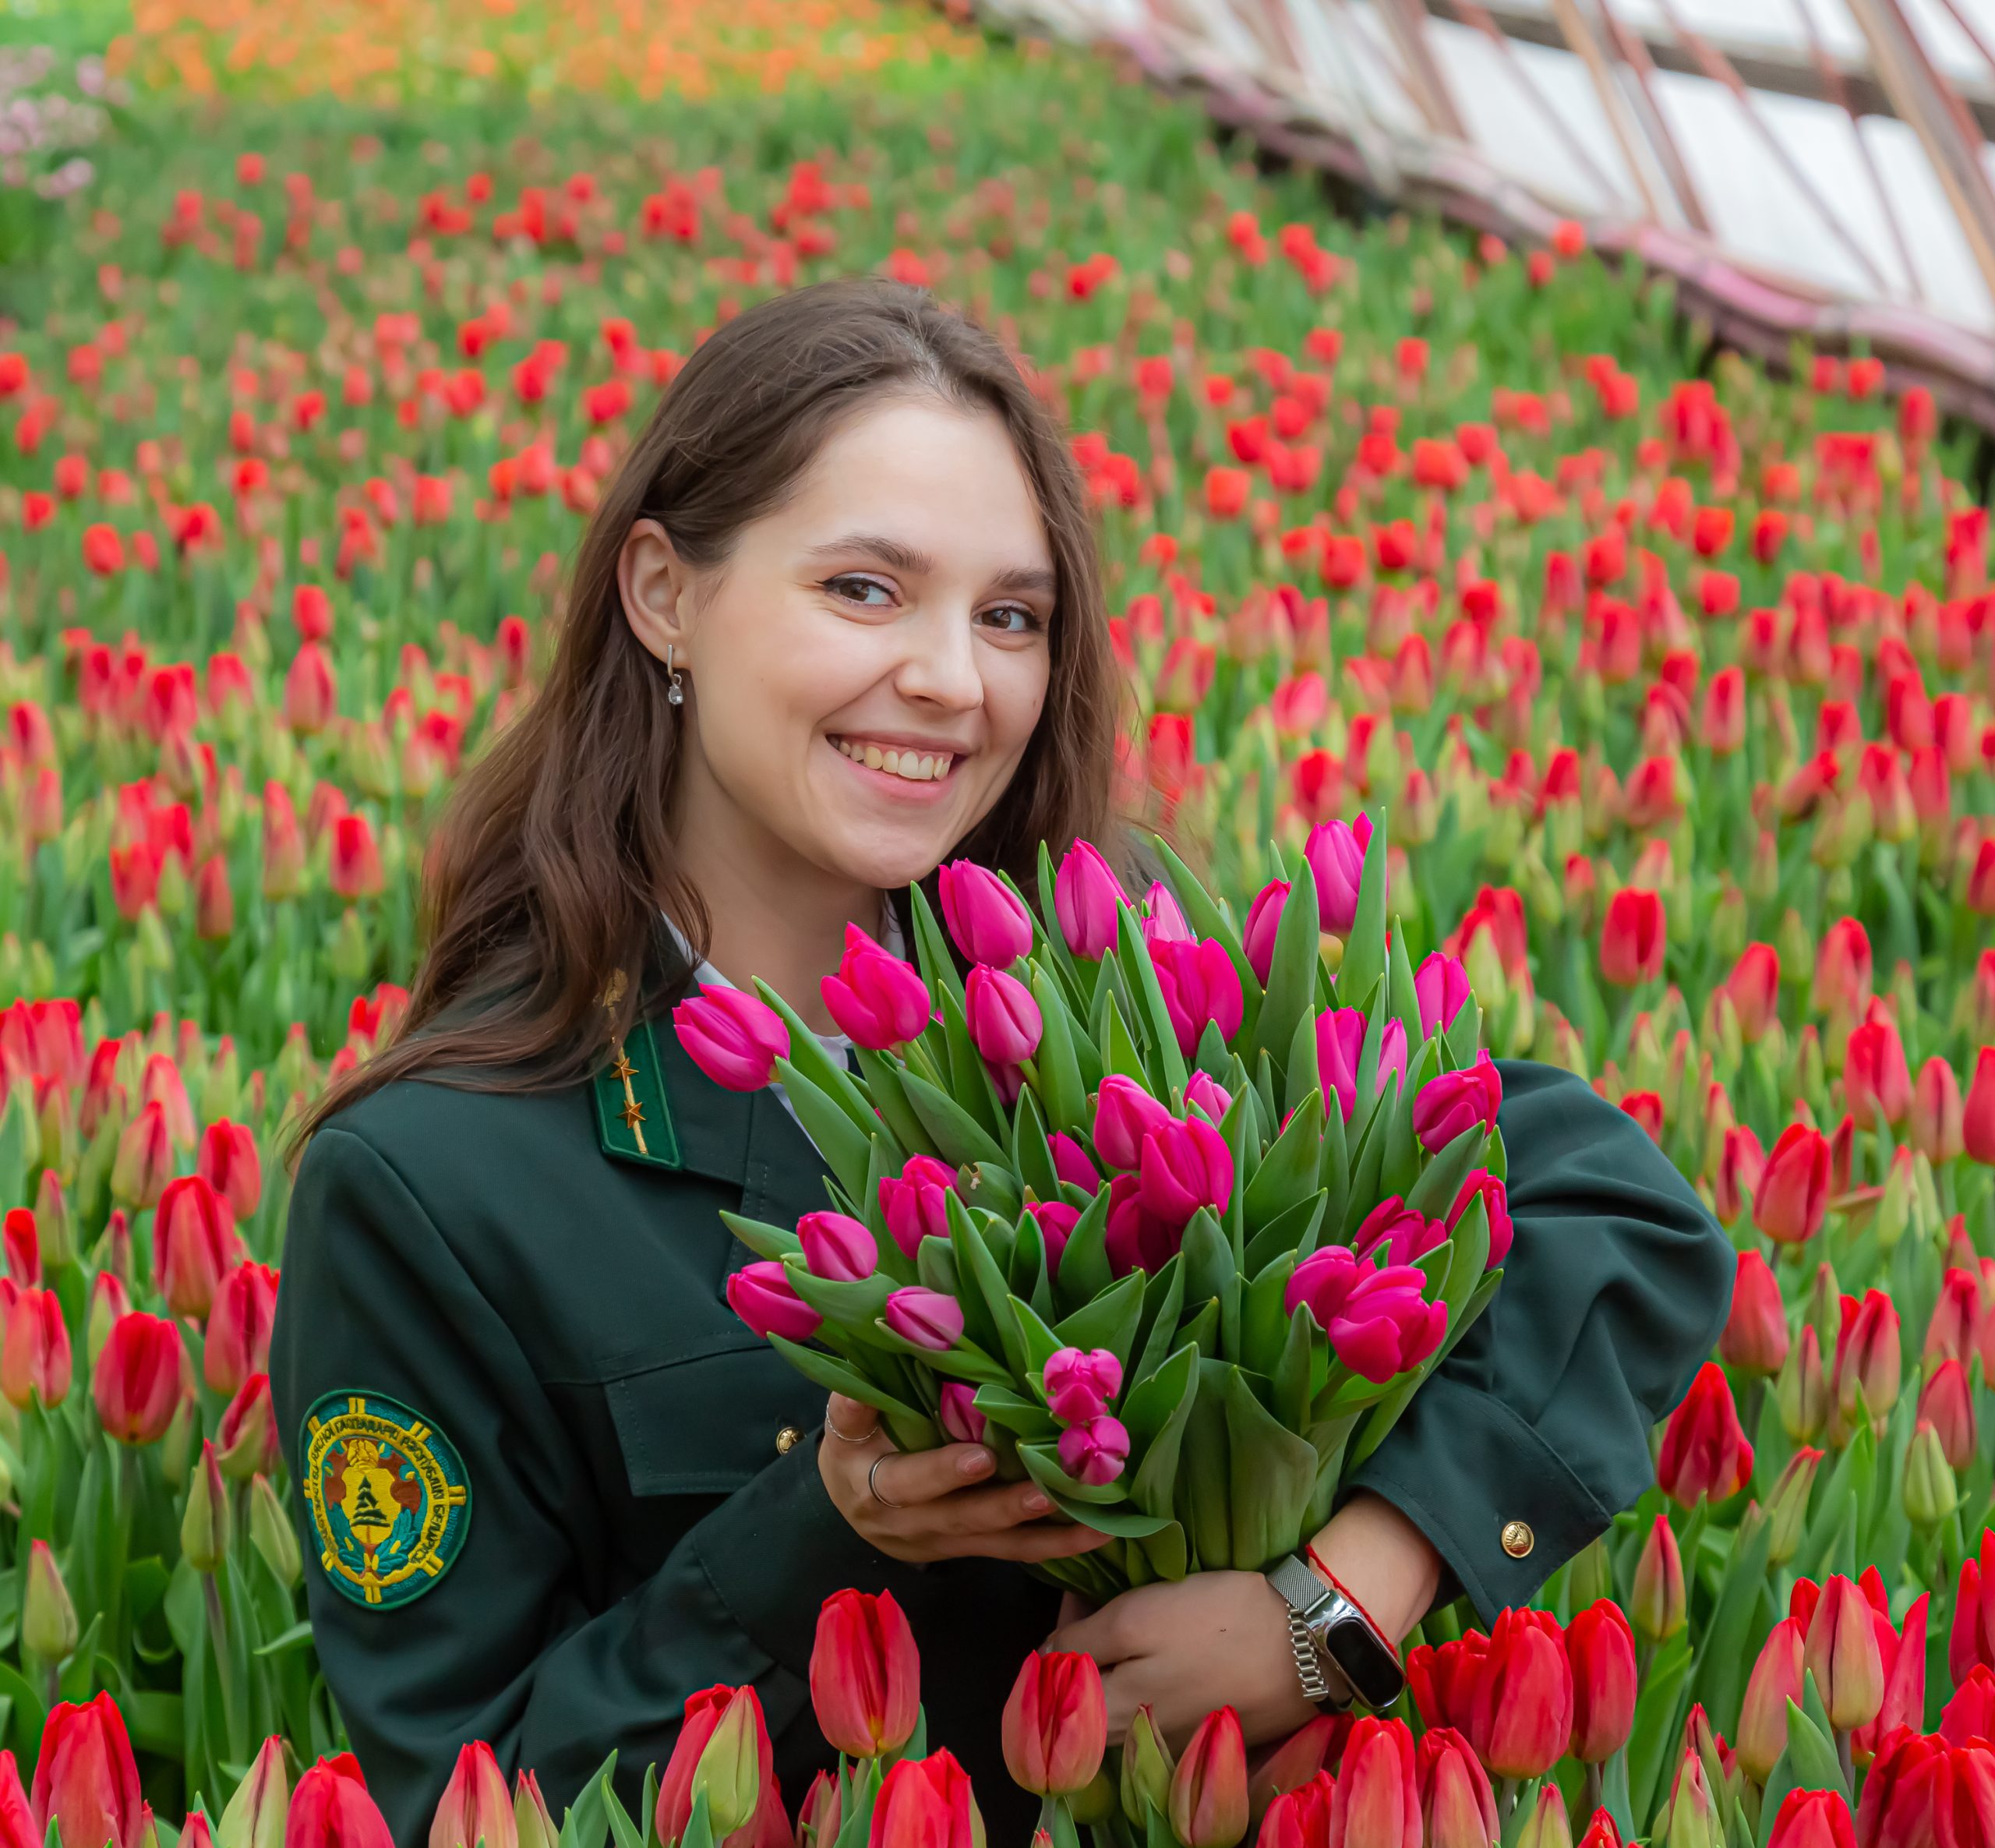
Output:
[270, 1125, 896, 1843]
[1347, 1059, 1732, 1621]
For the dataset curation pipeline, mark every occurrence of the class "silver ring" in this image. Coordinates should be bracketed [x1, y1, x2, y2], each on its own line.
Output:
[825, 1407, 874, 1444]
[868, 1455, 903, 1509]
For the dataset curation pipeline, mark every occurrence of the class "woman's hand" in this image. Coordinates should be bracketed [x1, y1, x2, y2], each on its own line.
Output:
[1044, 1492, 1444, 1747]
[818, 1394, 1115, 1567]
[1047, 1572, 1316, 1746]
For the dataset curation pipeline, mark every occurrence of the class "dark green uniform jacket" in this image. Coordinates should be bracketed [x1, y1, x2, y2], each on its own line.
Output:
[271, 1034, 1731, 1846]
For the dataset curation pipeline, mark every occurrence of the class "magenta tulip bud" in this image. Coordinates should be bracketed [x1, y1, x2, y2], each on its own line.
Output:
[938, 1383, 986, 1445]
[1054, 840, 1125, 959]
[798, 1211, 876, 1284]
[1288, 1251, 1449, 1383]
[1141, 882, 1194, 945]
[1058, 1415, 1130, 1486]
[939, 861, 1033, 966]
[1138, 1116, 1234, 1228]
[1414, 953, 1471, 1037]
[1185, 1072, 1233, 1122]
[883, 1287, 965, 1352]
[1378, 1019, 1408, 1098]
[1093, 1076, 1174, 1171]
[821, 924, 931, 1050]
[1412, 1055, 1503, 1152]
[965, 966, 1043, 1066]
[1027, 1200, 1081, 1277]
[726, 1261, 821, 1342]
[1449, 1170, 1512, 1267]
[1353, 1196, 1448, 1266]
[1152, 938, 1244, 1057]
[1304, 820, 1366, 935]
[1242, 881, 1290, 984]
[1315, 1007, 1365, 1121]
[1043, 1348, 1124, 1423]
[673, 984, 789, 1092]
[1048, 1133, 1103, 1196]
[879, 1156, 955, 1260]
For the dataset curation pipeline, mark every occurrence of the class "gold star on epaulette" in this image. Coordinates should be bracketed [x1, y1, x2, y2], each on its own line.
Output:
[620, 1099, 646, 1130]
[611, 1052, 637, 1083]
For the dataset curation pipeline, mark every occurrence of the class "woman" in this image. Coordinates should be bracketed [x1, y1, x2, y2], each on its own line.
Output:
[271, 276, 1731, 1840]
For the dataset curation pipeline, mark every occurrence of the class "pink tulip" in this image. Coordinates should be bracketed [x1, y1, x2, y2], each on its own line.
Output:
[1048, 1133, 1102, 1195]
[1414, 953, 1471, 1037]
[938, 861, 1033, 966]
[1057, 1415, 1129, 1486]
[883, 1288, 963, 1352]
[1054, 841, 1125, 959]
[798, 1212, 876, 1284]
[1242, 881, 1289, 984]
[965, 966, 1042, 1065]
[1378, 1020, 1408, 1099]
[1287, 1249, 1449, 1382]
[1152, 938, 1244, 1056]
[879, 1157, 955, 1260]
[1093, 1076, 1173, 1171]
[673, 985, 789, 1092]
[1353, 1197, 1448, 1267]
[1138, 1117, 1234, 1227]
[1315, 1008, 1366, 1121]
[1412, 1056, 1503, 1152]
[726, 1263, 821, 1343]
[821, 924, 931, 1050]
[937, 1383, 986, 1445]
[1103, 1175, 1185, 1277]
[1449, 1171, 1512, 1267]
[1142, 882, 1194, 945]
[1185, 1072, 1233, 1122]
[1305, 820, 1366, 935]
[1043, 1348, 1122, 1423]
[1026, 1200, 1080, 1277]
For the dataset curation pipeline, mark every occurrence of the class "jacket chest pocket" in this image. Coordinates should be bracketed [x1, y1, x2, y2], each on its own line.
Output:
[606, 1344, 828, 1497]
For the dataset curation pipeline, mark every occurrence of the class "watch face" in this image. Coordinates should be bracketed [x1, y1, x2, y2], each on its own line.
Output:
[1321, 1610, 1407, 1711]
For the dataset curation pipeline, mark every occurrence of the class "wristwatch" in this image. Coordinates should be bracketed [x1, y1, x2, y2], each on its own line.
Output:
[1266, 1553, 1407, 1712]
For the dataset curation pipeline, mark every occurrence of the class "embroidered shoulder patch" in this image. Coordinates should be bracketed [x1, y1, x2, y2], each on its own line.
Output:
[299, 1391, 471, 1609]
[591, 1017, 682, 1170]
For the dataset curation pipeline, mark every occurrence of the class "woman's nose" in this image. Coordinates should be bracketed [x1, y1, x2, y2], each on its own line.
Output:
[892, 605, 984, 711]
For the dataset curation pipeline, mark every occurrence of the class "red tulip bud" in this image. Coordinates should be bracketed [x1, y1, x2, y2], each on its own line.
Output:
[1169, 1708, 1249, 1848]
[1754, 1122, 1831, 1244]
[429, 1743, 517, 1848]
[1735, 1617, 1806, 1782]
[867, 1751, 982, 1848]
[1326, 1716, 1418, 1848]
[1002, 1650, 1107, 1796]
[0, 1288, 69, 1409]
[809, 1590, 920, 1760]
[1719, 1251, 1788, 1376]
[1631, 1515, 1686, 1643]
[1411, 1728, 1495, 1848]
[1764, 1789, 1855, 1848]
[154, 1174, 242, 1320]
[30, 1694, 144, 1848]
[1565, 1599, 1637, 1763]
[94, 1313, 186, 1445]
[285, 1754, 394, 1848]
[1803, 1574, 1885, 1731]
[1656, 1362, 1753, 1506]
[1468, 1609, 1573, 1779]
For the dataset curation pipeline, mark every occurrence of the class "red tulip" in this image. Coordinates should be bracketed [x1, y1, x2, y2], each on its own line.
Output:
[0, 1751, 33, 1848]
[286, 1754, 395, 1848]
[1967, 1047, 1995, 1166]
[657, 1687, 775, 1848]
[1714, 1125, 1766, 1226]
[284, 642, 337, 733]
[31, 1694, 143, 1848]
[205, 1260, 280, 1394]
[1412, 1728, 1495, 1848]
[1720, 1251, 1789, 1376]
[1753, 1123, 1831, 1245]
[94, 1313, 186, 1445]
[1631, 1514, 1686, 1642]
[1138, 1116, 1234, 1228]
[1406, 1632, 1488, 1733]
[111, 1100, 175, 1210]
[1565, 1599, 1637, 1763]
[1803, 1575, 1884, 1731]
[1914, 1057, 1966, 1163]
[1852, 1595, 1928, 1766]
[1725, 943, 1779, 1041]
[329, 814, 383, 899]
[1152, 938, 1244, 1057]
[1255, 1773, 1334, 1848]
[1469, 1609, 1573, 1779]
[1855, 1730, 1951, 1848]
[154, 1174, 243, 1320]
[1812, 918, 1873, 1026]
[1926, 1267, 1983, 1365]
[1944, 1666, 1995, 1746]
[1169, 1708, 1248, 1848]
[868, 1751, 981, 1848]
[262, 782, 305, 899]
[1764, 1790, 1855, 1848]
[1002, 1650, 1107, 1795]
[1919, 1360, 1977, 1472]
[1599, 888, 1665, 986]
[878, 1156, 956, 1260]
[810, 1590, 920, 1760]
[429, 1744, 516, 1848]
[1831, 1289, 1902, 1433]
[1958, 1532, 1995, 1691]
[796, 1773, 840, 1848]
[1736, 1617, 1807, 1782]
[1656, 1362, 1753, 1505]
[1326, 1716, 1418, 1848]
[1843, 1018, 1912, 1130]
[0, 1288, 69, 1410]
[1577, 1811, 1623, 1848]
[217, 1373, 281, 1480]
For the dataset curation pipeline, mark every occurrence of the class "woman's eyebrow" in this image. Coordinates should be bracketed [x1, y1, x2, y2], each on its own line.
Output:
[806, 532, 1057, 596]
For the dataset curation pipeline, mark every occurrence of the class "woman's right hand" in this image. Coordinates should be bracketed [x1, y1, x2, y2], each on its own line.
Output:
[818, 1394, 1114, 1566]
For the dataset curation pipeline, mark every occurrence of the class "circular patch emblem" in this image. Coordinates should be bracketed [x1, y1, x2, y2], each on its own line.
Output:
[299, 1391, 471, 1609]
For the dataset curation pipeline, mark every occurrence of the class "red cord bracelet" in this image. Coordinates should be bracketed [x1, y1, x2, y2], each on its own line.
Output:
[1305, 1542, 1403, 1665]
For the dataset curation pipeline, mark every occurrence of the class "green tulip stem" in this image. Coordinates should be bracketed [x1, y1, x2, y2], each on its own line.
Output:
[1581, 1761, 1603, 1820]
[1499, 1777, 1520, 1824]
[1834, 1726, 1854, 1792]
[203, 1571, 247, 1765]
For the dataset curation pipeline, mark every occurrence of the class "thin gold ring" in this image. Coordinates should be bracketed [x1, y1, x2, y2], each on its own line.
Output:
[825, 1406, 874, 1444]
[868, 1455, 903, 1509]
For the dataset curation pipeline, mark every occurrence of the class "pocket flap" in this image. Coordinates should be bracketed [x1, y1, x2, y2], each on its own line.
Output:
[606, 1345, 824, 1496]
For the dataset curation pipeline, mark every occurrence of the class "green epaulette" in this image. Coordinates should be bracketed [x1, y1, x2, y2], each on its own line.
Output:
[591, 977, 682, 1171]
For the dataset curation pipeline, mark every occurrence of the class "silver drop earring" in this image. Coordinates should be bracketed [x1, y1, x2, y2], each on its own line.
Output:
[666, 644, 685, 707]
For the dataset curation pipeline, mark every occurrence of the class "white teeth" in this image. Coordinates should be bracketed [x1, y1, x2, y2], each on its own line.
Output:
[833, 737, 953, 782]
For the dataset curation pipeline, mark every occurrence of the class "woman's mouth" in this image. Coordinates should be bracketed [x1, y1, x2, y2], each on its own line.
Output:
[829, 735, 957, 783]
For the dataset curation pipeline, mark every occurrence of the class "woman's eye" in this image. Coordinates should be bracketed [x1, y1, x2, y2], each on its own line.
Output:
[979, 604, 1042, 634]
[825, 574, 894, 607]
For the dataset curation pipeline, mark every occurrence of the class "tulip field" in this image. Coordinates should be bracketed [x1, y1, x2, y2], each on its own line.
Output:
[0, 0, 1991, 1841]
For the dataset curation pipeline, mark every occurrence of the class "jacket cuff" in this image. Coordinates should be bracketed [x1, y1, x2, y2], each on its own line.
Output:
[690, 1431, 899, 1677]
[1347, 1372, 1615, 1626]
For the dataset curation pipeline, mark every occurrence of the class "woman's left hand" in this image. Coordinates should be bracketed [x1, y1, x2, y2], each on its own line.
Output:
[1045, 1571, 1317, 1747]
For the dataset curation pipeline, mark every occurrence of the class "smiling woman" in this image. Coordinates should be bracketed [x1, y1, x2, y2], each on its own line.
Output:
[267, 277, 1728, 1840]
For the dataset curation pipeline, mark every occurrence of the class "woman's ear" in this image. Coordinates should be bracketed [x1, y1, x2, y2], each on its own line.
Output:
[617, 518, 696, 668]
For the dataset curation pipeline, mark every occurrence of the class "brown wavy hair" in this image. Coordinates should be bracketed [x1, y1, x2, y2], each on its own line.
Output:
[296, 275, 1118, 1136]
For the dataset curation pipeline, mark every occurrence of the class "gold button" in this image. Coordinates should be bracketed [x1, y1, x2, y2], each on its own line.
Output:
[775, 1426, 804, 1456]
[1502, 1520, 1534, 1558]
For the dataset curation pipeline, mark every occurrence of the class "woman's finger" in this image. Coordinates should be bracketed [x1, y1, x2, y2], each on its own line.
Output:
[823, 1393, 882, 1446]
[935, 1518, 1118, 1564]
[863, 1440, 998, 1508]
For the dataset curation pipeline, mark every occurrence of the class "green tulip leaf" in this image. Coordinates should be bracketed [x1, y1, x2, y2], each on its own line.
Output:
[1248, 854, 1320, 1075]
[717, 1211, 803, 1263]
[1029, 967, 1092, 1138]
[897, 1068, 1009, 1170]
[1051, 1270, 1146, 1366]
[1338, 810, 1389, 1002]
[1245, 1088, 1325, 1234]
[1115, 906, 1189, 1099]
[772, 1058, 873, 1205]
[854, 1049, 943, 1163]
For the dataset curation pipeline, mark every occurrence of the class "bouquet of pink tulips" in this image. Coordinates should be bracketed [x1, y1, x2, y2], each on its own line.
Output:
[674, 815, 1511, 1595]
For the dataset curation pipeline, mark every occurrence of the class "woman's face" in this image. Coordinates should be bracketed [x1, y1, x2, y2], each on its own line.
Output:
[623, 395, 1056, 893]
